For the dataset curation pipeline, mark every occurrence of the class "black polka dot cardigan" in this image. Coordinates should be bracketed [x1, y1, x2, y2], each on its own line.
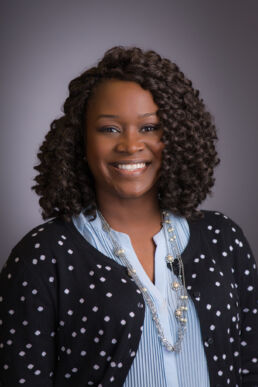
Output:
[0, 210, 257, 387]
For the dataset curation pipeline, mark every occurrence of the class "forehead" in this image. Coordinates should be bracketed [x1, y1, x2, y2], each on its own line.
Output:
[86, 80, 158, 117]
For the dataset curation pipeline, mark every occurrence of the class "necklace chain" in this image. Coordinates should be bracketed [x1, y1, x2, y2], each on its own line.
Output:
[98, 209, 188, 352]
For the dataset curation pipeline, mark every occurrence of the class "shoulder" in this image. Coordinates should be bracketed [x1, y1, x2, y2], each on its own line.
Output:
[192, 210, 255, 266]
[193, 209, 244, 236]
[198, 209, 240, 226]
[1, 217, 76, 280]
[10, 217, 72, 258]
[0, 217, 85, 305]
[187, 209, 252, 257]
[0, 219, 69, 307]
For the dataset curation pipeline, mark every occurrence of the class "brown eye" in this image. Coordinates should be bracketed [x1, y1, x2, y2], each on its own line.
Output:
[141, 124, 160, 133]
[98, 126, 120, 133]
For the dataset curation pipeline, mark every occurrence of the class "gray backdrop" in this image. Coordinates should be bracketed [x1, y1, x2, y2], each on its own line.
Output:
[1, 0, 258, 268]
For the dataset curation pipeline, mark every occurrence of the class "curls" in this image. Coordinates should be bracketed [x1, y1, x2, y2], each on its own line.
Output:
[32, 46, 220, 221]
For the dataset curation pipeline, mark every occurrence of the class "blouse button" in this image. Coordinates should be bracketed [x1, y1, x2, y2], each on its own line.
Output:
[193, 291, 201, 298]
[207, 337, 214, 344]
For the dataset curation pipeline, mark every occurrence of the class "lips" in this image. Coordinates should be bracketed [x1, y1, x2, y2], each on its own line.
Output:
[109, 160, 150, 174]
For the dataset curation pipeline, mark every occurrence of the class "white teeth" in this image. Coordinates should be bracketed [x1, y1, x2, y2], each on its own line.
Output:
[117, 163, 146, 171]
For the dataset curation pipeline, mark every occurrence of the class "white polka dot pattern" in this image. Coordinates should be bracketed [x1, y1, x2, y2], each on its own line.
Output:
[0, 211, 257, 386]
[184, 211, 258, 386]
[0, 219, 145, 386]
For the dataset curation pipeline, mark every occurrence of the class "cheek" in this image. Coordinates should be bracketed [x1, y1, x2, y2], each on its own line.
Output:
[85, 138, 113, 180]
[150, 140, 165, 164]
[86, 136, 107, 162]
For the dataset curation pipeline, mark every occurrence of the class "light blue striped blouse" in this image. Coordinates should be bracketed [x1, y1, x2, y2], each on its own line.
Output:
[72, 211, 210, 387]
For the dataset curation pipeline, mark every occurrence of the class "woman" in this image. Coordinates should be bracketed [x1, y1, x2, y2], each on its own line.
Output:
[0, 46, 257, 387]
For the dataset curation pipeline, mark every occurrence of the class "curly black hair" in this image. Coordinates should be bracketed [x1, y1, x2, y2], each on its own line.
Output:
[32, 46, 220, 222]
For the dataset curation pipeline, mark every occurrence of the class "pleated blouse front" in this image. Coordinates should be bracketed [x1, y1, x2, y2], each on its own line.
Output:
[72, 211, 210, 387]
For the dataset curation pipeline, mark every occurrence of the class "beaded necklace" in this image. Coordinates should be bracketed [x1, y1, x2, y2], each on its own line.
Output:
[98, 209, 188, 352]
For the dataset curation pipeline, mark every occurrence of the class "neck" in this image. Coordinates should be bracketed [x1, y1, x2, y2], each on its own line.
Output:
[96, 192, 162, 234]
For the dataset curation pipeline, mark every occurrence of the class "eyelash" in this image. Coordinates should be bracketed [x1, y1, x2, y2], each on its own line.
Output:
[98, 125, 160, 133]
[141, 125, 160, 132]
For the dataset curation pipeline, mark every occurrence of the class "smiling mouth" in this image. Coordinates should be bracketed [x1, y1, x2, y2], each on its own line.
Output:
[117, 162, 146, 171]
[110, 161, 150, 173]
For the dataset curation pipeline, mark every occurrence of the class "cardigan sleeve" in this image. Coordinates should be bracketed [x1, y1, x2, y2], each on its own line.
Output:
[0, 247, 57, 387]
[233, 224, 258, 386]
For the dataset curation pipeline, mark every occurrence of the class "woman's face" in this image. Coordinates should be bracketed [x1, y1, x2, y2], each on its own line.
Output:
[85, 80, 164, 202]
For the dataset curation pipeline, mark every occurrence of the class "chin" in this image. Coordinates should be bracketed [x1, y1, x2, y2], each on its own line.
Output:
[113, 186, 157, 200]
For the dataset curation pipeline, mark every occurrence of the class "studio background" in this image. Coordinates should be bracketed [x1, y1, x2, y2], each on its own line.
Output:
[1, 0, 258, 268]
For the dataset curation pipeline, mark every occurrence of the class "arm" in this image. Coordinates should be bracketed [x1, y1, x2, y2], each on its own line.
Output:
[234, 226, 258, 386]
[0, 248, 57, 386]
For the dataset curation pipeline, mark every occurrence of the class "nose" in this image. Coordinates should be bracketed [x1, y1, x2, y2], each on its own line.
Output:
[115, 130, 144, 154]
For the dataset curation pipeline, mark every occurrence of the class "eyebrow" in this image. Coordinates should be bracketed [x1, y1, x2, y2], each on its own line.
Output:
[97, 112, 157, 119]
